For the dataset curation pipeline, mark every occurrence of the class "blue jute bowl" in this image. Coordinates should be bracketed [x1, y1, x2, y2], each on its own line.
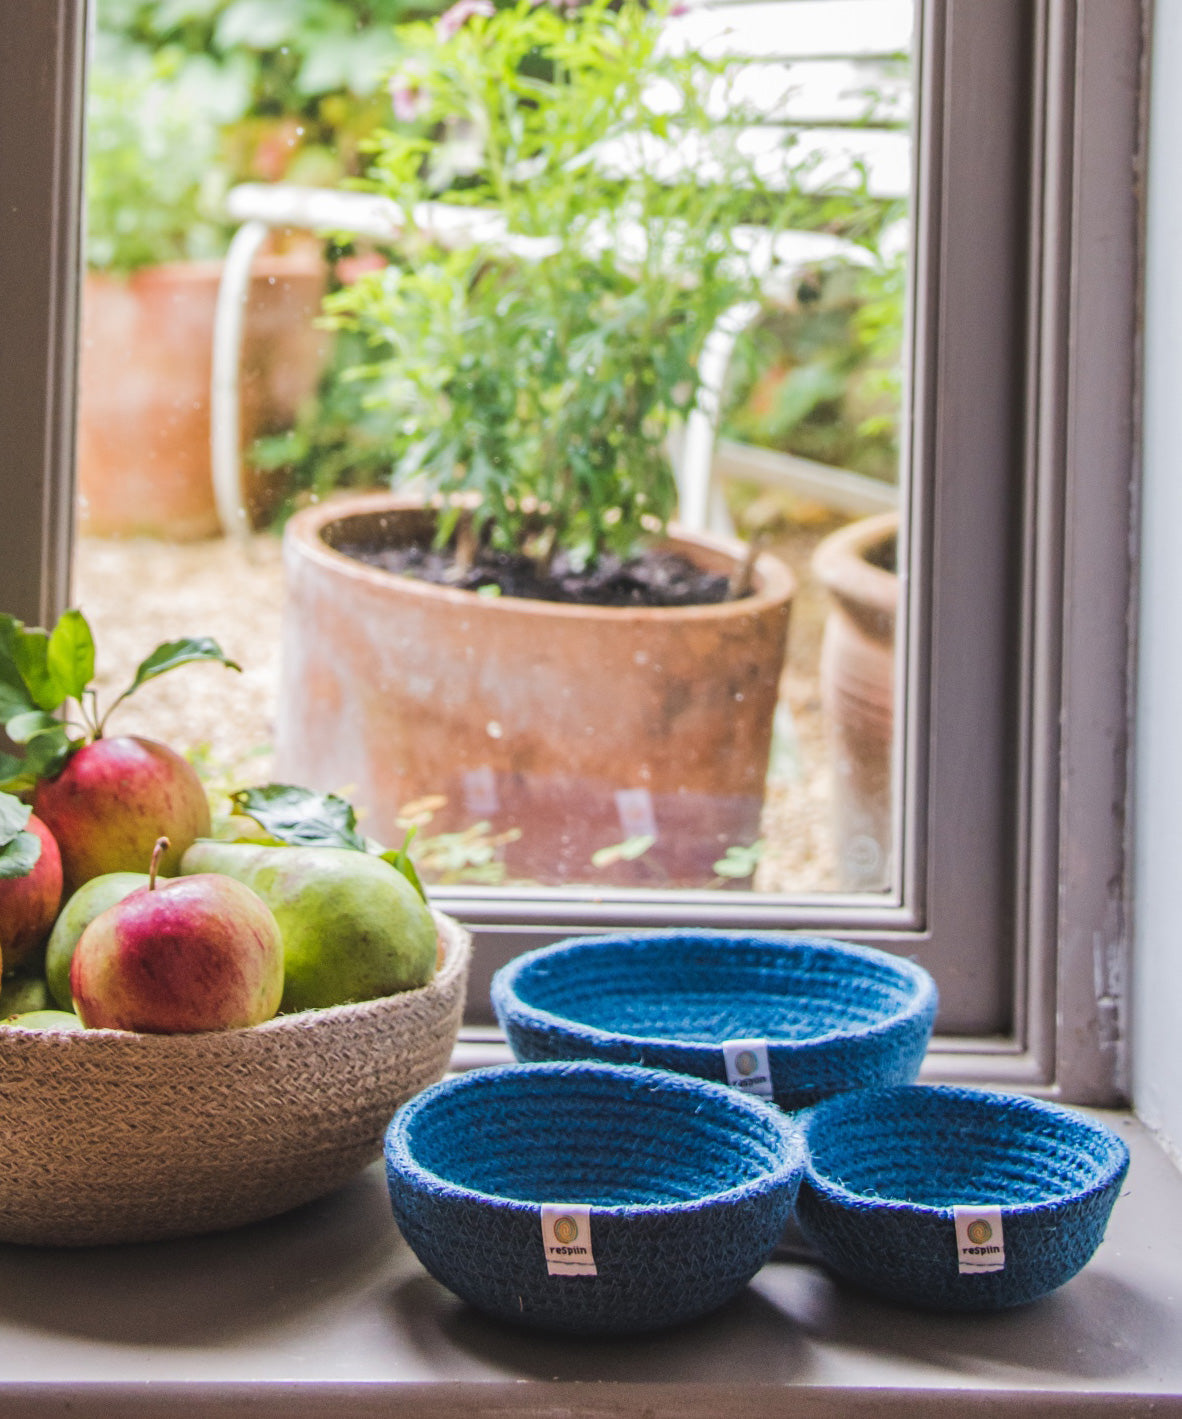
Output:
[384, 1060, 805, 1334]
[795, 1085, 1130, 1311]
[491, 931, 938, 1110]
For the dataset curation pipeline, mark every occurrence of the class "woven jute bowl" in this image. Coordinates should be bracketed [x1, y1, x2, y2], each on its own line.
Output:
[385, 1060, 806, 1334]
[795, 1085, 1130, 1311]
[0, 911, 470, 1247]
[493, 930, 937, 1110]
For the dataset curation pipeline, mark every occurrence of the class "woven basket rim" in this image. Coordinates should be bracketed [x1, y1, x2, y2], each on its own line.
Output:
[385, 1059, 806, 1218]
[799, 1084, 1131, 1219]
[492, 930, 937, 1055]
[0, 907, 468, 1055]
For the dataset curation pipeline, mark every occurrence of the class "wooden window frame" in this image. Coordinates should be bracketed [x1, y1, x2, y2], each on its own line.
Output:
[0, 0, 1142, 1103]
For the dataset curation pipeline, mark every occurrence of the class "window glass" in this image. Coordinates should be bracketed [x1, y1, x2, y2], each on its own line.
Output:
[70, 0, 915, 906]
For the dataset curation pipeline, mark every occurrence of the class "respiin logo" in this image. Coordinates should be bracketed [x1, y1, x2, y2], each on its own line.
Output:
[735, 1050, 758, 1077]
[966, 1218, 993, 1245]
[552, 1215, 579, 1245]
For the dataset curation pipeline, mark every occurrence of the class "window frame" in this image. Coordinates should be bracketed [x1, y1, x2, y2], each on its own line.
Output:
[0, 0, 1142, 1104]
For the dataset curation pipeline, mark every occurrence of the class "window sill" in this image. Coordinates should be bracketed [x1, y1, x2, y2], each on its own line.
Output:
[0, 1111, 1177, 1418]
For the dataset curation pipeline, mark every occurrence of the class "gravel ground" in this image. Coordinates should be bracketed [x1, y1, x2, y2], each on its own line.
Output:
[73, 521, 840, 893]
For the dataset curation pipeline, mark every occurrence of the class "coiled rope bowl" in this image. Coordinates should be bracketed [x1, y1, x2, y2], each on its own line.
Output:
[0, 911, 470, 1246]
[384, 1060, 806, 1334]
[795, 1084, 1130, 1311]
[492, 931, 938, 1110]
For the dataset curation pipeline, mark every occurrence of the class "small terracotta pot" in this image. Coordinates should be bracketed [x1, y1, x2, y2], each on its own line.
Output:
[812, 511, 898, 891]
[77, 257, 328, 541]
[276, 495, 796, 888]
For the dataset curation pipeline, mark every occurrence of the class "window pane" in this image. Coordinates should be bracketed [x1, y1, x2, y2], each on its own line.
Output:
[70, 0, 915, 911]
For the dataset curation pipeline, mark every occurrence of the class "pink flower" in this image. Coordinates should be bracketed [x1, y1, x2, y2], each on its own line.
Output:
[389, 63, 430, 123]
[435, 0, 495, 41]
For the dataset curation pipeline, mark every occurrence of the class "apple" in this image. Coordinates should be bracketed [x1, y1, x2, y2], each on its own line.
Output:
[44, 870, 149, 1010]
[34, 736, 211, 896]
[0, 815, 64, 973]
[70, 839, 284, 1034]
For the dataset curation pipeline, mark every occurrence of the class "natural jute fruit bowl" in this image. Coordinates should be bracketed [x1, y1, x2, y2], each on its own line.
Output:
[0, 911, 470, 1246]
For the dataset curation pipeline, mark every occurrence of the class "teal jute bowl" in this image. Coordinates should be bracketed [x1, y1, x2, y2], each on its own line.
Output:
[794, 1085, 1130, 1311]
[384, 1060, 806, 1334]
[491, 931, 938, 1110]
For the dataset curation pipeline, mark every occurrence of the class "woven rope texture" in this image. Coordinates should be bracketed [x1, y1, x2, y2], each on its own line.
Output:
[795, 1084, 1130, 1311]
[385, 1060, 805, 1334]
[492, 931, 937, 1109]
[0, 912, 470, 1246]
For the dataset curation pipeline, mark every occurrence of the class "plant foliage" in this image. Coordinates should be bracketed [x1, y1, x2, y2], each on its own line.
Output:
[326, 0, 821, 569]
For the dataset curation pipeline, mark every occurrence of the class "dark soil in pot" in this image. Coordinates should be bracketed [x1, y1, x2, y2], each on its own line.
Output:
[330, 532, 737, 608]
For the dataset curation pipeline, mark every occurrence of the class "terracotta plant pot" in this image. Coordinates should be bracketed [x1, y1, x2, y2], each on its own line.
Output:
[812, 510, 898, 891]
[276, 494, 795, 888]
[77, 256, 327, 541]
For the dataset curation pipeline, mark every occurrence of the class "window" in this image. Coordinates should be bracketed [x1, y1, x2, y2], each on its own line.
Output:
[0, 0, 1141, 1103]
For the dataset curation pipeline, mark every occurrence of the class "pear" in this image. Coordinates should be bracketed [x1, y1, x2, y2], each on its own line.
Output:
[45, 871, 150, 1011]
[2, 1009, 85, 1031]
[180, 841, 437, 1013]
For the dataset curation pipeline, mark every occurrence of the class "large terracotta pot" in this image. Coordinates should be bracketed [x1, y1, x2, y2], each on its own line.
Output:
[812, 510, 898, 892]
[77, 256, 327, 540]
[276, 494, 796, 888]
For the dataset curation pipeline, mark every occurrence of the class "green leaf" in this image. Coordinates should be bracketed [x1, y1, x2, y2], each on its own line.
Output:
[19, 727, 75, 785]
[46, 608, 96, 703]
[0, 752, 27, 793]
[0, 830, 42, 881]
[230, 783, 368, 851]
[591, 834, 655, 869]
[5, 710, 61, 745]
[0, 790, 31, 848]
[104, 637, 242, 728]
[11, 627, 66, 713]
[0, 616, 37, 721]
[379, 827, 428, 903]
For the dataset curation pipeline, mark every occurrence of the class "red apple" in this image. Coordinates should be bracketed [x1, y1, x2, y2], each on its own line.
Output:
[0, 815, 64, 973]
[70, 857, 284, 1034]
[33, 736, 211, 896]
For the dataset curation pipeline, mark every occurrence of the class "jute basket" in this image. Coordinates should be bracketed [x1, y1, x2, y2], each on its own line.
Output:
[0, 911, 470, 1246]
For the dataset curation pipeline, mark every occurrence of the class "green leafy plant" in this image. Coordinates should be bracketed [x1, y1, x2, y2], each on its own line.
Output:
[85, 62, 234, 272]
[0, 609, 240, 792]
[325, 0, 823, 573]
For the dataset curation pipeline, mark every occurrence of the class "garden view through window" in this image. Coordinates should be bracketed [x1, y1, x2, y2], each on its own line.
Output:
[72, 0, 915, 902]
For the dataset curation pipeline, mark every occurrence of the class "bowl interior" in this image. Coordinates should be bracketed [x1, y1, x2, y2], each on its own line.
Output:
[805, 1087, 1128, 1210]
[506, 935, 928, 1044]
[398, 1066, 791, 1207]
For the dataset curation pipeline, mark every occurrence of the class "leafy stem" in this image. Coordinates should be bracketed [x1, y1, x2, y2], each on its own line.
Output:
[0, 609, 240, 792]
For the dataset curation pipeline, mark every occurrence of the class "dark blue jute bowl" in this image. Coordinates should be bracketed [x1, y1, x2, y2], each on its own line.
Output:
[795, 1085, 1130, 1311]
[491, 931, 938, 1110]
[384, 1060, 806, 1334]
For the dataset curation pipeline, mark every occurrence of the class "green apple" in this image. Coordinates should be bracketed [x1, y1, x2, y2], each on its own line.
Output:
[45, 871, 149, 1011]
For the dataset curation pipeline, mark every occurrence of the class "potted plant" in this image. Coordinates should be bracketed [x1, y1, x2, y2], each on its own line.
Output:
[276, 0, 805, 887]
[78, 62, 327, 539]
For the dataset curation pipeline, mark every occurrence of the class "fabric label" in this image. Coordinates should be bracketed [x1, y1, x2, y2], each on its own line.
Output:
[954, 1205, 1006, 1274]
[722, 1038, 774, 1098]
[541, 1203, 597, 1277]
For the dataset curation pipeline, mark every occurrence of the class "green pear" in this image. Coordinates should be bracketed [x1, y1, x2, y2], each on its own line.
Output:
[2, 1009, 85, 1031]
[44, 871, 150, 1010]
[0, 974, 51, 1020]
[179, 841, 437, 1013]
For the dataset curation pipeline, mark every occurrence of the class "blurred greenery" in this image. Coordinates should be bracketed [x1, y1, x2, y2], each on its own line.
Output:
[90, 0, 908, 500]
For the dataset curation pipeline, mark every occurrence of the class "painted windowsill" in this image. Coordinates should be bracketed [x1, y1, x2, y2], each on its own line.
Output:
[0, 1110, 1179, 1418]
